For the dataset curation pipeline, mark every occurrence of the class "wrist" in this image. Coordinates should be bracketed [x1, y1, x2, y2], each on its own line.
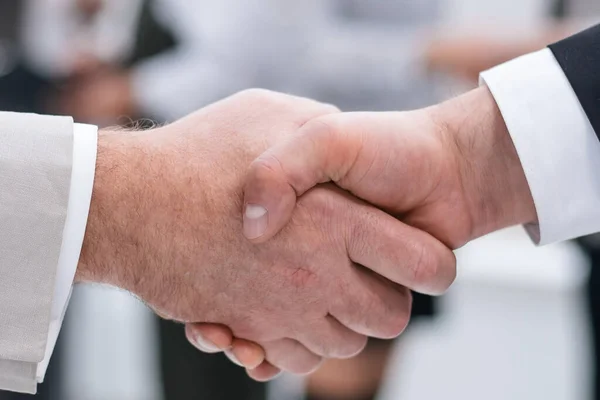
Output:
[76, 130, 148, 291]
[435, 86, 537, 240]
[76, 124, 221, 322]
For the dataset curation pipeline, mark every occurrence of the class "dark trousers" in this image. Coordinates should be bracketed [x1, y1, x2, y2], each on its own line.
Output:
[587, 247, 600, 400]
[159, 318, 267, 400]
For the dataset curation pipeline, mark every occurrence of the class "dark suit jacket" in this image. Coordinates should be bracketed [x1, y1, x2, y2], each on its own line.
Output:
[549, 25, 600, 140]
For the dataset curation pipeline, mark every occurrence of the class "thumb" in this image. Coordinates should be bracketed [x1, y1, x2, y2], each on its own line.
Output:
[243, 116, 364, 242]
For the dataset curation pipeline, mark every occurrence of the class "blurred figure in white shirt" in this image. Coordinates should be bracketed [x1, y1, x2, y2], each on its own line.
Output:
[25, 0, 328, 124]
[25, 0, 448, 125]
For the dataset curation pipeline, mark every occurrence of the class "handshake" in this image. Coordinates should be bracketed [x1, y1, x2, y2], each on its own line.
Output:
[76, 87, 536, 380]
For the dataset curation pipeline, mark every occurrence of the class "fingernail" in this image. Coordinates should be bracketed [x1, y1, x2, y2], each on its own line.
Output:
[193, 334, 220, 353]
[225, 350, 244, 367]
[243, 204, 268, 239]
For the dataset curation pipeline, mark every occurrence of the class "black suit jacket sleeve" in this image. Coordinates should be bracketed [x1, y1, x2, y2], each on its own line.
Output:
[549, 24, 600, 139]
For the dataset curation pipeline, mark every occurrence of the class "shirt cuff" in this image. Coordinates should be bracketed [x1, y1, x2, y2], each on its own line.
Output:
[36, 123, 98, 382]
[481, 48, 600, 245]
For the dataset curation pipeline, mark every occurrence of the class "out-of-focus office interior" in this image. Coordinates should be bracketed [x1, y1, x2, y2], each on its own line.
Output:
[1, 0, 599, 399]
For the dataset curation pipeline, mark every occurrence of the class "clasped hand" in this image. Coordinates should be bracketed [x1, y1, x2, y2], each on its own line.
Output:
[182, 87, 536, 380]
[81, 88, 534, 381]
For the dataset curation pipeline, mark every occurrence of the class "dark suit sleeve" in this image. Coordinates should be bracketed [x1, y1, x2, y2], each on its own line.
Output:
[549, 24, 600, 139]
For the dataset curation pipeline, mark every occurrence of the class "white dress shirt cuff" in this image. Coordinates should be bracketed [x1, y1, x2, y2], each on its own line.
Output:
[481, 48, 600, 245]
[36, 124, 97, 382]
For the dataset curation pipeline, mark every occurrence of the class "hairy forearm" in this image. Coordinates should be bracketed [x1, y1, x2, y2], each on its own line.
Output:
[75, 130, 167, 296]
[75, 125, 218, 319]
[76, 131, 139, 287]
[434, 86, 537, 239]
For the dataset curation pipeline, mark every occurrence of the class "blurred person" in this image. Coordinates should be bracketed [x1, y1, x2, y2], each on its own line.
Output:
[25, 0, 330, 125]
[423, 0, 598, 84]
[21, 0, 171, 125]
[25, 0, 451, 124]
[0, 0, 52, 115]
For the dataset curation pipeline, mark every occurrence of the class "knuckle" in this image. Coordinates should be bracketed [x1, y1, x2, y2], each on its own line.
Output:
[238, 89, 319, 110]
[408, 240, 458, 295]
[321, 103, 341, 114]
[300, 116, 358, 182]
[237, 88, 276, 102]
[408, 241, 438, 288]
[234, 88, 287, 110]
[251, 152, 285, 179]
[246, 153, 297, 206]
[302, 118, 338, 146]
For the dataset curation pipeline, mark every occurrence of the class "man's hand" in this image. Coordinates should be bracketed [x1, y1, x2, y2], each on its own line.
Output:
[242, 86, 536, 248]
[190, 86, 537, 377]
[74, 90, 456, 379]
[425, 25, 575, 82]
[55, 69, 136, 124]
[426, 36, 536, 82]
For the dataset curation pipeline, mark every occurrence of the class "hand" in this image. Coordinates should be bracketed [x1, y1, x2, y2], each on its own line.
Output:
[55, 69, 136, 124]
[242, 86, 536, 247]
[75, 89, 456, 378]
[425, 36, 531, 82]
[190, 86, 537, 375]
[425, 26, 573, 82]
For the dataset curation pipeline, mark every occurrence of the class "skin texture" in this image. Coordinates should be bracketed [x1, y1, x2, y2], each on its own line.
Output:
[75, 89, 456, 377]
[190, 86, 537, 379]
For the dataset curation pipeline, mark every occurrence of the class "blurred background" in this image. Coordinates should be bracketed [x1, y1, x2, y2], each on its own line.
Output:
[0, 0, 599, 399]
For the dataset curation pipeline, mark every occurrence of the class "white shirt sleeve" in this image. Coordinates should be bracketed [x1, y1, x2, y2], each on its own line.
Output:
[36, 123, 97, 383]
[480, 48, 600, 245]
